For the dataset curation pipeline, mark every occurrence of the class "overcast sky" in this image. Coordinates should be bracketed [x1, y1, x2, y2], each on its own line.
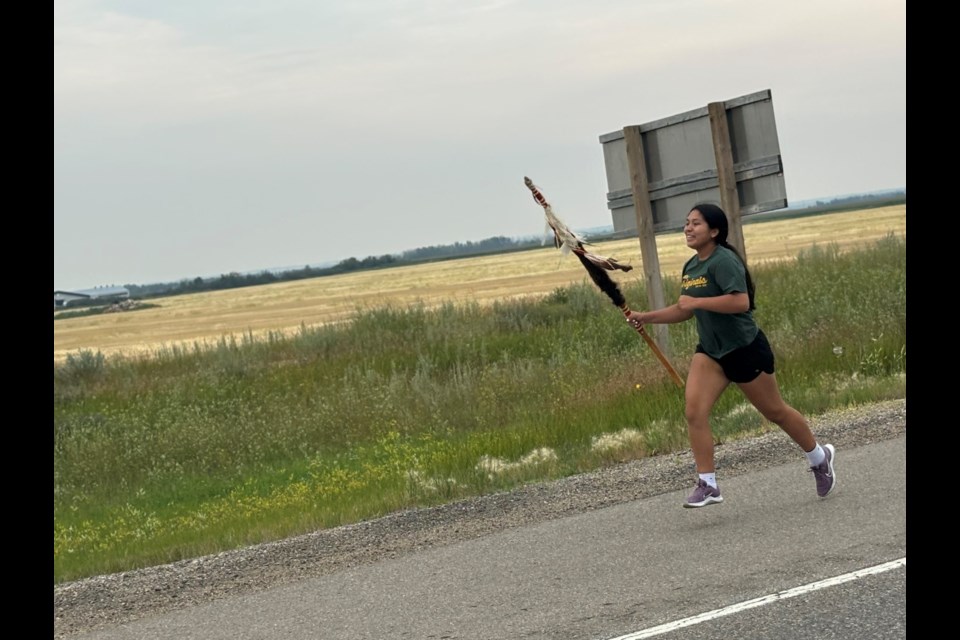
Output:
[54, 0, 905, 291]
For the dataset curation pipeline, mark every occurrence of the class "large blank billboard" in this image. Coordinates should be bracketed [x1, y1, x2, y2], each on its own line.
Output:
[599, 90, 787, 233]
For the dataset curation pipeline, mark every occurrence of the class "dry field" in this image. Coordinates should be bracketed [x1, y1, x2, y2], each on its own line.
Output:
[54, 205, 906, 363]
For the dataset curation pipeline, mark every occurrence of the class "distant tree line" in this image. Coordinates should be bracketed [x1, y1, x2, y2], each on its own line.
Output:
[399, 235, 540, 261]
[122, 190, 904, 301]
[801, 191, 906, 214]
[125, 235, 544, 300]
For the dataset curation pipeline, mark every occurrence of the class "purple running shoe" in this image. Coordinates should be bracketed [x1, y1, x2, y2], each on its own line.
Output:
[810, 444, 837, 497]
[684, 479, 723, 508]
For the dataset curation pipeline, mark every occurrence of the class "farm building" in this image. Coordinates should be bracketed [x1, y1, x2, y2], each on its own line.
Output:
[54, 286, 130, 309]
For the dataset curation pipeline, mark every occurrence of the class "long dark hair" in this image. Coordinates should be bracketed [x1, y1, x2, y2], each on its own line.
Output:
[691, 203, 756, 310]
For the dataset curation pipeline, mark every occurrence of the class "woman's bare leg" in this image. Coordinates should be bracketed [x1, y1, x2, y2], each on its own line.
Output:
[685, 353, 731, 473]
[736, 372, 816, 451]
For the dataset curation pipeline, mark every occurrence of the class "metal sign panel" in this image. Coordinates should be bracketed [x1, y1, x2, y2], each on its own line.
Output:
[599, 90, 787, 233]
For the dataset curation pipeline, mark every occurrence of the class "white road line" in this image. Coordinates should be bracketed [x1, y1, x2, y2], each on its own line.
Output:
[607, 557, 907, 640]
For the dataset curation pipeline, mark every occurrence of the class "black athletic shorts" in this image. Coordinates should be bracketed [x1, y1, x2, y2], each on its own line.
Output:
[696, 329, 775, 383]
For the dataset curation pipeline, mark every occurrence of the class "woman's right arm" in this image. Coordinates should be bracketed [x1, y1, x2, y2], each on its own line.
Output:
[625, 304, 694, 327]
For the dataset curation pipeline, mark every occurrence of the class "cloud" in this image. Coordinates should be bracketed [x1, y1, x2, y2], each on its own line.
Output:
[53, 0, 905, 290]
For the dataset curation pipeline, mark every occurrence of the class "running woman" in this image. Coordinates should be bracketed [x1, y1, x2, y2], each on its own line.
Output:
[625, 203, 836, 507]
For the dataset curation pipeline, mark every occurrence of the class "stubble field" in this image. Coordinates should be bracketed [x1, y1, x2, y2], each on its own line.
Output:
[54, 205, 906, 363]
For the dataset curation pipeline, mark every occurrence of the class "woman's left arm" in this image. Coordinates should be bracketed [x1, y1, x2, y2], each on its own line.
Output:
[677, 292, 750, 314]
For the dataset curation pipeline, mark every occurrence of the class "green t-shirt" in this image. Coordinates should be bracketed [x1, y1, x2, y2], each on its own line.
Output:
[680, 245, 758, 358]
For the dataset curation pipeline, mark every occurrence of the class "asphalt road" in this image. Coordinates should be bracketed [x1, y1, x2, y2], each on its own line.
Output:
[63, 434, 906, 640]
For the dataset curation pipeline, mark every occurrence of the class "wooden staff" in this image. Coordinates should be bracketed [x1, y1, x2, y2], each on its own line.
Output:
[524, 176, 684, 389]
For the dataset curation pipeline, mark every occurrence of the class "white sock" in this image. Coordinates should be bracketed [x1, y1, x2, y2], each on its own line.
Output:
[699, 472, 717, 489]
[805, 444, 825, 467]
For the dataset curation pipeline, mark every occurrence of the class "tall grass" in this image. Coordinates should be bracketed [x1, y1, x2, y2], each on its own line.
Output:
[53, 235, 906, 583]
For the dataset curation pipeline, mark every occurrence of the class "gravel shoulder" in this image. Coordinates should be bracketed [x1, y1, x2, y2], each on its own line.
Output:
[54, 398, 906, 638]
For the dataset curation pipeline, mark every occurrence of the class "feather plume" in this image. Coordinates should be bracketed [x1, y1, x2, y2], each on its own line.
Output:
[524, 176, 632, 272]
